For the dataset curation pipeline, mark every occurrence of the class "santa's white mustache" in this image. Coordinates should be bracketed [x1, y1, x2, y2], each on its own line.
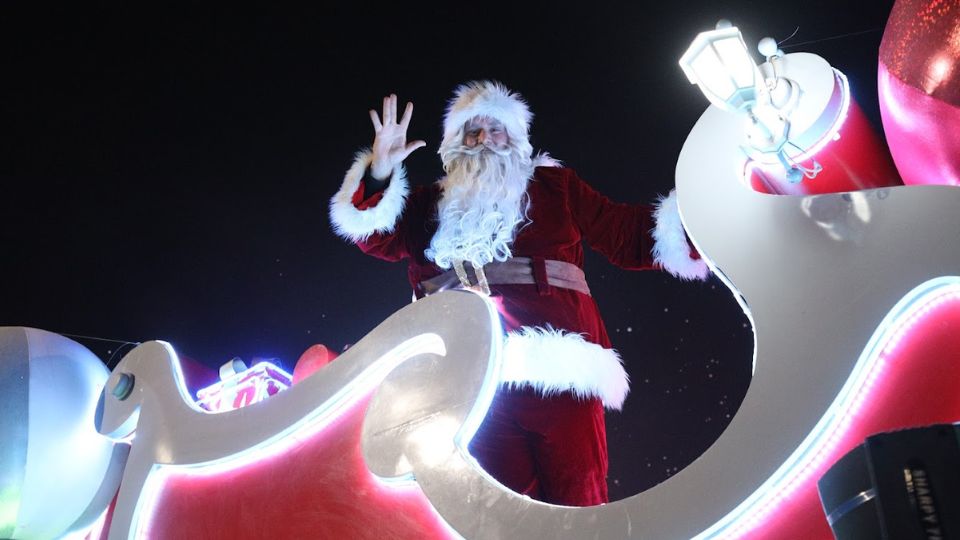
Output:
[451, 143, 513, 157]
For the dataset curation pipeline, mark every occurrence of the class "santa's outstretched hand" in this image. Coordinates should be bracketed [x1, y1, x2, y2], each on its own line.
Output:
[369, 93, 426, 180]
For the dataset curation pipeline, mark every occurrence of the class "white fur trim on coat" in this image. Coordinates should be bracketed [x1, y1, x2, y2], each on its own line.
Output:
[501, 326, 630, 410]
[652, 189, 709, 281]
[442, 80, 532, 151]
[329, 149, 409, 243]
[532, 152, 561, 168]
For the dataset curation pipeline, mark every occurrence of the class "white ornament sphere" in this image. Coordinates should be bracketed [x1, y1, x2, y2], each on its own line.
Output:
[758, 36, 779, 57]
[0, 327, 128, 539]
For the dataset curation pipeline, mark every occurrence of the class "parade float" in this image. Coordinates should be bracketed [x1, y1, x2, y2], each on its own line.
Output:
[3, 1, 959, 537]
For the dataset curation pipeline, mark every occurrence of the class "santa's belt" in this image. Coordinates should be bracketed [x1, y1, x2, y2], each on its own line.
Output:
[419, 257, 591, 297]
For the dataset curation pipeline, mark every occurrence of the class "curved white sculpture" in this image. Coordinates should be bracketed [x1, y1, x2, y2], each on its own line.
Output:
[97, 290, 502, 539]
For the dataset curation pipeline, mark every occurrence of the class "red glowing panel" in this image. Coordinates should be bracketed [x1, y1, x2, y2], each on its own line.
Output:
[734, 290, 960, 539]
[143, 394, 455, 539]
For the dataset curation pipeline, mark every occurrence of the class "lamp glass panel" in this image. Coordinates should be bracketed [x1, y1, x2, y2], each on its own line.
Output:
[691, 46, 736, 104]
[713, 36, 756, 90]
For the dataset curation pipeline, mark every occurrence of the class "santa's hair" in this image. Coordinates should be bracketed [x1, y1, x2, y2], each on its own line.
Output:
[440, 80, 533, 160]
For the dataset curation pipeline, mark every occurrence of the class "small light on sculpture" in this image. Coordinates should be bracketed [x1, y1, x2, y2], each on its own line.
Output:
[680, 23, 821, 184]
[679, 26, 765, 113]
[196, 357, 293, 413]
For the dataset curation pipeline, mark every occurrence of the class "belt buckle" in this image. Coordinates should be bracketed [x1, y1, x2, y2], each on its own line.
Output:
[453, 260, 491, 296]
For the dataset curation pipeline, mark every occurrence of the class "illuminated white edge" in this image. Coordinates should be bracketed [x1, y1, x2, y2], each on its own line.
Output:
[455, 291, 504, 450]
[161, 342, 209, 415]
[98, 342, 207, 444]
[692, 275, 960, 539]
[132, 335, 447, 538]
[681, 215, 758, 377]
[422, 289, 503, 540]
[129, 292, 503, 539]
[368, 290, 530, 540]
[743, 69, 851, 180]
[368, 288, 505, 492]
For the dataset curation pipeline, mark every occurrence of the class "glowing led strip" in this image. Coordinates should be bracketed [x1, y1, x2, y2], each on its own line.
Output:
[694, 276, 960, 539]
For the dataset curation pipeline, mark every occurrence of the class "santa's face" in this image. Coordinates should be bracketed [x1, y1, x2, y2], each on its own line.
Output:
[462, 116, 510, 152]
[427, 120, 533, 270]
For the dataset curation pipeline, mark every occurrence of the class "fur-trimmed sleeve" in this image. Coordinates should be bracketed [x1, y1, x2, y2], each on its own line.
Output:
[651, 189, 709, 281]
[328, 149, 409, 243]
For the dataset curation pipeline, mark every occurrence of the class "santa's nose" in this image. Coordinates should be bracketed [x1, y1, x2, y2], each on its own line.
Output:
[476, 130, 488, 144]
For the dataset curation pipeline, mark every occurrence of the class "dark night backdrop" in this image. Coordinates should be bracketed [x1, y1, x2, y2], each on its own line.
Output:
[1, 2, 895, 501]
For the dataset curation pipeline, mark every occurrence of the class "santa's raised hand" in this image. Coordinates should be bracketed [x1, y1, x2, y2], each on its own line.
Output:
[369, 94, 426, 180]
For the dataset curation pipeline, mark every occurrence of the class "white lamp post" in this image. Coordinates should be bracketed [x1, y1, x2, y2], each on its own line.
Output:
[679, 26, 766, 113]
[680, 24, 819, 184]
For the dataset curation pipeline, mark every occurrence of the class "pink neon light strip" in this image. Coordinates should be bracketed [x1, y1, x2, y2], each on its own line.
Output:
[708, 281, 960, 539]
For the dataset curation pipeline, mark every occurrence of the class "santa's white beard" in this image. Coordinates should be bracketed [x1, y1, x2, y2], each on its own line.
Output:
[425, 144, 533, 269]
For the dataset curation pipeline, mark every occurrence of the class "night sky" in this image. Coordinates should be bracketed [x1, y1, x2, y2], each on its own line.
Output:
[2, 2, 896, 501]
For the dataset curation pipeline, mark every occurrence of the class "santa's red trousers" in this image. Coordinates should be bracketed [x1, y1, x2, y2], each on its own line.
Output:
[467, 387, 609, 506]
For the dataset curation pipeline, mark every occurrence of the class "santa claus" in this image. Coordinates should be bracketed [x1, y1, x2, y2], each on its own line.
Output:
[329, 80, 707, 506]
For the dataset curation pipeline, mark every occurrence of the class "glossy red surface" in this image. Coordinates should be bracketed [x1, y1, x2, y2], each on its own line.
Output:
[878, 0, 960, 186]
[880, 0, 960, 108]
[749, 98, 902, 195]
[145, 394, 455, 539]
[741, 297, 960, 539]
[292, 344, 338, 384]
[879, 63, 960, 186]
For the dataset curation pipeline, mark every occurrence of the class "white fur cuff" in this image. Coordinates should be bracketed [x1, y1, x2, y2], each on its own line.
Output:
[500, 326, 630, 410]
[329, 149, 409, 243]
[652, 189, 709, 281]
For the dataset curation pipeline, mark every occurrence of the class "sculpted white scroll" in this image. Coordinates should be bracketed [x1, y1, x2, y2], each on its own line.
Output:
[97, 290, 502, 540]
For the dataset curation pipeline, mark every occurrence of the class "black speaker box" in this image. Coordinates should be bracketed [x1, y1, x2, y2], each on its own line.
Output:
[817, 423, 960, 539]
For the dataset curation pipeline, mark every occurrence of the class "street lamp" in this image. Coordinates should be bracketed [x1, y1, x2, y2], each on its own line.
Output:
[680, 23, 819, 184]
[679, 25, 766, 113]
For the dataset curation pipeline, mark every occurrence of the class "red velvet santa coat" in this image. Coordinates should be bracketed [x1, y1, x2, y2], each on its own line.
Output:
[330, 151, 707, 411]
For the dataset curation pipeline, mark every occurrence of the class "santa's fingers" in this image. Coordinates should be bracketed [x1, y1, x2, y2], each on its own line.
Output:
[401, 140, 427, 159]
[398, 101, 414, 131]
[369, 109, 383, 132]
[382, 94, 395, 125]
[390, 94, 400, 125]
